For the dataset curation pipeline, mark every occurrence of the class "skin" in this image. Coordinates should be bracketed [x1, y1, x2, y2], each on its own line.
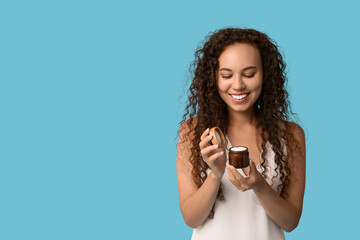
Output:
[217, 43, 263, 123]
[176, 43, 306, 232]
[217, 43, 264, 174]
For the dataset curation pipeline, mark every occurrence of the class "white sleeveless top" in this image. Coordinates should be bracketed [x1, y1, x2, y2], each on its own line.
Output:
[191, 136, 286, 240]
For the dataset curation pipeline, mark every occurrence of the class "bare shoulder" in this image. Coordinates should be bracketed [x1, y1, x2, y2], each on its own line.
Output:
[178, 118, 198, 143]
[177, 118, 198, 168]
[283, 121, 306, 172]
[282, 121, 306, 215]
[177, 118, 199, 192]
[180, 117, 198, 130]
[284, 121, 305, 145]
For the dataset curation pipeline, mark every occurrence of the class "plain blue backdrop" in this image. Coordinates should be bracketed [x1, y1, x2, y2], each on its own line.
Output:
[1, 0, 359, 239]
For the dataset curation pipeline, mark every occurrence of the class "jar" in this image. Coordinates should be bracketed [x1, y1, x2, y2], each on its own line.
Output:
[229, 146, 249, 168]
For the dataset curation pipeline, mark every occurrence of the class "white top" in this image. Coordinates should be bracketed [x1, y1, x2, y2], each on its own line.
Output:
[191, 136, 286, 240]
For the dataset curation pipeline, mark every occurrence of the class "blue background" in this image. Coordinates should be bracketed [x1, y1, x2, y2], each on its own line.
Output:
[1, 0, 359, 239]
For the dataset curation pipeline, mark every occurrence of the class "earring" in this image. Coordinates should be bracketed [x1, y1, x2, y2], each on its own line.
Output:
[256, 99, 261, 109]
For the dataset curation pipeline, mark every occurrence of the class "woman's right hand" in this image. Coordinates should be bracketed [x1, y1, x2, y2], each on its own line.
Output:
[199, 128, 227, 180]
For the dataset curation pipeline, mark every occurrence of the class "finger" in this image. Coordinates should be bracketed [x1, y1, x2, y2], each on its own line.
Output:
[227, 165, 238, 183]
[201, 144, 219, 157]
[200, 128, 210, 140]
[249, 160, 257, 173]
[211, 147, 225, 155]
[199, 134, 213, 150]
[241, 162, 257, 188]
[207, 150, 224, 164]
[248, 160, 259, 178]
[227, 166, 246, 191]
[228, 165, 247, 182]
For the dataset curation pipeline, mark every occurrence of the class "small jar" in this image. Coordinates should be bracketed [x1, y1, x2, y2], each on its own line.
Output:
[229, 146, 249, 168]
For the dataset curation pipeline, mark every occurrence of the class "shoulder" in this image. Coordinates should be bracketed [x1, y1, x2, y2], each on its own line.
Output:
[284, 121, 305, 142]
[283, 121, 306, 160]
[177, 118, 198, 170]
[178, 117, 198, 146]
[179, 118, 198, 137]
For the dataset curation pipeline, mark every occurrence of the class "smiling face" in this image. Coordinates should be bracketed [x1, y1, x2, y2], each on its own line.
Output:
[216, 43, 263, 115]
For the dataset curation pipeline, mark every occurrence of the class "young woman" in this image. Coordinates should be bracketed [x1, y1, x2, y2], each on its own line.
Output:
[176, 28, 306, 240]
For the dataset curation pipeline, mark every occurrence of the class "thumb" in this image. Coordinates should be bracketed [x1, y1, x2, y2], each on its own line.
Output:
[249, 160, 256, 172]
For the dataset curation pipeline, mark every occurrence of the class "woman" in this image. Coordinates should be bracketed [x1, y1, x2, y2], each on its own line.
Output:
[176, 28, 306, 240]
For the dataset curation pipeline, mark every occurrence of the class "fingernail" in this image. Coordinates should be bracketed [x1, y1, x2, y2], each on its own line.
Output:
[208, 135, 212, 139]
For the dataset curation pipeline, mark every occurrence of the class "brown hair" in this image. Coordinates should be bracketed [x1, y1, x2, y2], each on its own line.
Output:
[177, 27, 301, 219]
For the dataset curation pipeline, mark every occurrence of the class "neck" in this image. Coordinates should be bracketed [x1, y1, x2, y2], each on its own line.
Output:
[227, 107, 260, 130]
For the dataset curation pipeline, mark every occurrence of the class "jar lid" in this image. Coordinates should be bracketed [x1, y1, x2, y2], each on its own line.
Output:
[209, 126, 226, 147]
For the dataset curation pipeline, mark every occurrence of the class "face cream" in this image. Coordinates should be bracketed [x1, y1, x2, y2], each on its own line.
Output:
[229, 146, 249, 168]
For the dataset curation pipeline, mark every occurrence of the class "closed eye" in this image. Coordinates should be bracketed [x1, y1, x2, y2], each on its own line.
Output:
[244, 74, 255, 78]
[221, 75, 232, 79]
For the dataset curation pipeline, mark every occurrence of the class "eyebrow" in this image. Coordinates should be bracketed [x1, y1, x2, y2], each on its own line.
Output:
[219, 66, 257, 72]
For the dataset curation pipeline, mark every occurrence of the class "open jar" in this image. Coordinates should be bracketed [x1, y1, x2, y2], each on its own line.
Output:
[229, 146, 249, 168]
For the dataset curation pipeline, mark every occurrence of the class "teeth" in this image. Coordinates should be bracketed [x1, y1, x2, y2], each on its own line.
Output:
[231, 94, 248, 100]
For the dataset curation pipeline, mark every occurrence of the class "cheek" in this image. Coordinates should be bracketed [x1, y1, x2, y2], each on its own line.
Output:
[217, 80, 230, 93]
[247, 77, 263, 91]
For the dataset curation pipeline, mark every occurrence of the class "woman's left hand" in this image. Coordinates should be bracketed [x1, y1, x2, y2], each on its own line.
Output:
[227, 160, 267, 192]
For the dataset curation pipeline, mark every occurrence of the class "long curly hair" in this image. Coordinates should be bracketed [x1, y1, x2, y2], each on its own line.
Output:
[177, 27, 301, 219]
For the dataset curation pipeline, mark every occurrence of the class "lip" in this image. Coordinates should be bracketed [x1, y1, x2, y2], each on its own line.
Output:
[229, 92, 249, 95]
[229, 93, 250, 103]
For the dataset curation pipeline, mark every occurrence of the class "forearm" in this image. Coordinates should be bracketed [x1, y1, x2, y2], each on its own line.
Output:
[253, 182, 301, 232]
[181, 172, 221, 228]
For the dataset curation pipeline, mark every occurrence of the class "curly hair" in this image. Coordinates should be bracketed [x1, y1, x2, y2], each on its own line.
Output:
[177, 27, 301, 219]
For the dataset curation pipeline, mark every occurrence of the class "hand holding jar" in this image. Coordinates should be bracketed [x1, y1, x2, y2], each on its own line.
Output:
[199, 128, 227, 180]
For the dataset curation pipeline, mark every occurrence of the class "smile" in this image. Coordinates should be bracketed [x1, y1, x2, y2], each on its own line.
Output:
[230, 93, 249, 102]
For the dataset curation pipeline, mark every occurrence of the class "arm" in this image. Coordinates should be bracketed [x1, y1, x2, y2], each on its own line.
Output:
[176, 122, 226, 228]
[227, 123, 306, 232]
[252, 173, 302, 232]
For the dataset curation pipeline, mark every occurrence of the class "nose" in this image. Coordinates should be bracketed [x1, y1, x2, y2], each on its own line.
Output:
[232, 74, 246, 91]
